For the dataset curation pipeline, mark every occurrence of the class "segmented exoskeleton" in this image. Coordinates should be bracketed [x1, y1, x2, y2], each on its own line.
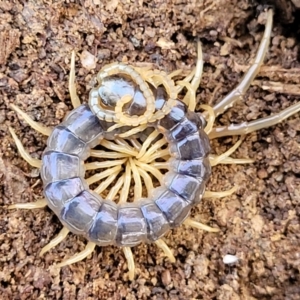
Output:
[8, 9, 300, 280]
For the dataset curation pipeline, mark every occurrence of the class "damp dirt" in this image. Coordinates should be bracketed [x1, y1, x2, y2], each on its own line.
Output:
[0, 1, 300, 299]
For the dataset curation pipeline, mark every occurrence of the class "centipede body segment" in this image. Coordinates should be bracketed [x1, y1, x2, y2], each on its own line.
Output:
[7, 9, 300, 280]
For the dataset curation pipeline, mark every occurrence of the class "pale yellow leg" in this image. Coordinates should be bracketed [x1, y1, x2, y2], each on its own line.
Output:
[115, 138, 137, 154]
[146, 149, 170, 163]
[204, 186, 237, 199]
[209, 155, 254, 165]
[176, 80, 196, 111]
[39, 227, 69, 256]
[129, 158, 142, 201]
[8, 198, 47, 210]
[209, 136, 245, 167]
[118, 161, 132, 204]
[151, 162, 169, 170]
[86, 165, 122, 185]
[123, 247, 135, 281]
[139, 137, 167, 162]
[129, 138, 142, 151]
[55, 242, 96, 268]
[154, 239, 175, 263]
[136, 130, 160, 159]
[181, 41, 204, 110]
[117, 124, 148, 138]
[199, 104, 215, 135]
[168, 69, 183, 79]
[94, 172, 120, 194]
[101, 140, 138, 156]
[85, 158, 127, 170]
[213, 9, 273, 117]
[10, 105, 52, 136]
[69, 51, 81, 109]
[106, 174, 125, 200]
[90, 149, 130, 159]
[134, 160, 163, 184]
[184, 218, 220, 232]
[175, 69, 195, 94]
[136, 166, 154, 196]
[9, 127, 42, 168]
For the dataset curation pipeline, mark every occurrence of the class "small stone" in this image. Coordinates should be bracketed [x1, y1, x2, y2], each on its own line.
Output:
[80, 50, 97, 70]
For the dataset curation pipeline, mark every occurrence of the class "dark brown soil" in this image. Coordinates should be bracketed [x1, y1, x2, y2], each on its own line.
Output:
[1, 1, 300, 299]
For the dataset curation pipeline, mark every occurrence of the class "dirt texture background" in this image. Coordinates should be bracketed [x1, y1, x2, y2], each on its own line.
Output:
[1, 0, 300, 299]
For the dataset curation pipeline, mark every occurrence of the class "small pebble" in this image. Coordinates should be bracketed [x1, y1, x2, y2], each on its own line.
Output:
[223, 254, 239, 264]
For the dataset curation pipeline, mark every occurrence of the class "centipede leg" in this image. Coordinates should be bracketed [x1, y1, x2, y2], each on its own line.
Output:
[204, 186, 237, 199]
[210, 156, 254, 165]
[55, 241, 96, 269]
[154, 239, 176, 263]
[209, 101, 300, 139]
[8, 198, 47, 210]
[40, 227, 69, 256]
[182, 41, 204, 111]
[209, 136, 246, 166]
[9, 127, 42, 168]
[199, 104, 215, 135]
[69, 51, 81, 109]
[212, 10, 273, 117]
[123, 247, 135, 281]
[10, 105, 51, 136]
[184, 218, 220, 233]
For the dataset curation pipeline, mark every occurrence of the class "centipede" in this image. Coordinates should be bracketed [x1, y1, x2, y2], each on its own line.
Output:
[7, 9, 300, 281]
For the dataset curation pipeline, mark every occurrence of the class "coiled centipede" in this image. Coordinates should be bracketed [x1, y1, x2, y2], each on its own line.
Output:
[7, 9, 300, 281]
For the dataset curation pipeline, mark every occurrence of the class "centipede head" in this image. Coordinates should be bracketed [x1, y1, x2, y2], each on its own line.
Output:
[98, 74, 148, 117]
